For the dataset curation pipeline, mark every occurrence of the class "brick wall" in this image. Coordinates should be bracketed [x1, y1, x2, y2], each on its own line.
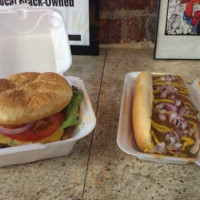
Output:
[99, 0, 158, 44]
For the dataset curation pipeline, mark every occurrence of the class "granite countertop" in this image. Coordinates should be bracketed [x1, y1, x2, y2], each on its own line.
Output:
[1, 48, 200, 200]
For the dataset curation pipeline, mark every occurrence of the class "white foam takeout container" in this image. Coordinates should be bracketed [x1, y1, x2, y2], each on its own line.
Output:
[117, 72, 200, 166]
[0, 6, 96, 167]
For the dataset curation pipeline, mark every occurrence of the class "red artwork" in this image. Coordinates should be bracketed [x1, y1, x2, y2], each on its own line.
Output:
[182, 0, 200, 25]
[166, 0, 200, 35]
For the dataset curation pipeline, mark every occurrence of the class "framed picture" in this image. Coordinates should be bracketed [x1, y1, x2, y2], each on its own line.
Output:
[70, 0, 99, 55]
[154, 0, 200, 60]
[0, 0, 99, 55]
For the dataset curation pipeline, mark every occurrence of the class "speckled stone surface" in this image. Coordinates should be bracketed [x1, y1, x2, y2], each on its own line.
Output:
[0, 50, 106, 200]
[1, 48, 200, 200]
[83, 48, 200, 200]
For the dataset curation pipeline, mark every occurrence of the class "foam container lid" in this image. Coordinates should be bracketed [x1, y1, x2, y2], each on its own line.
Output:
[0, 4, 72, 76]
[0, 5, 96, 167]
[117, 72, 200, 166]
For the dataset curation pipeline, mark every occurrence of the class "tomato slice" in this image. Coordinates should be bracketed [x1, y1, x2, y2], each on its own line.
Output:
[3, 112, 64, 142]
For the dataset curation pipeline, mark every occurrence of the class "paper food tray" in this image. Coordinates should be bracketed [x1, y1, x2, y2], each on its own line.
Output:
[117, 72, 200, 165]
[0, 76, 96, 167]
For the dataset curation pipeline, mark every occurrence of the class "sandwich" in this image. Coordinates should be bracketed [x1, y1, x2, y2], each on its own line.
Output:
[0, 72, 83, 147]
[133, 71, 200, 158]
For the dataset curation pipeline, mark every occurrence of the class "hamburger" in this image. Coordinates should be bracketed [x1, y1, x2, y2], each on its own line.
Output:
[132, 71, 200, 158]
[0, 72, 83, 147]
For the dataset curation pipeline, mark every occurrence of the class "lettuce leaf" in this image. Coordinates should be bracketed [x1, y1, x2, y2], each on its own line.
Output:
[59, 88, 83, 130]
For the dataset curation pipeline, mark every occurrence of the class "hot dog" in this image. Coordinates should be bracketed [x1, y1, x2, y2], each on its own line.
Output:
[132, 71, 200, 157]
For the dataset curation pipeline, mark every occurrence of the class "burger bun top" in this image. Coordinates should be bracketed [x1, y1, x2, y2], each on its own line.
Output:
[0, 72, 73, 126]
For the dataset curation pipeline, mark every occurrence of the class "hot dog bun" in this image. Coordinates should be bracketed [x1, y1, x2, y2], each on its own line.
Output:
[132, 71, 153, 151]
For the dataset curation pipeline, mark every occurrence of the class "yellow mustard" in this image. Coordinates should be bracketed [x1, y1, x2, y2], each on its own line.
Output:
[153, 82, 167, 86]
[150, 130, 160, 144]
[153, 80, 189, 94]
[153, 90, 160, 94]
[172, 82, 188, 90]
[181, 136, 195, 150]
[184, 101, 195, 109]
[188, 121, 198, 128]
[183, 114, 197, 120]
[151, 120, 172, 133]
[153, 99, 174, 104]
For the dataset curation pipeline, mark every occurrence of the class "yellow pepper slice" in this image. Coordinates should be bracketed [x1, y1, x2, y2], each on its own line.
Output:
[153, 81, 167, 86]
[153, 90, 161, 94]
[171, 82, 188, 90]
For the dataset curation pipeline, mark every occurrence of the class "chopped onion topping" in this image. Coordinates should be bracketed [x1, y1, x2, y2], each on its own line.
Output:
[159, 114, 166, 121]
[177, 131, 184, 137]
[165, 103, 177, 112]
[174, 143, 182, 149]
[169, 95, 175, 100]
[185, 110, 190, 115]
[188, 130, 193, 136]
[169, 112, 188, 130]
[149, 143, 166, 154]
[157, 86, 166, 90]
[165, 134, 170, 141]
[178, 107, 185, 115]
[169, 112, 177, 123]
[159, 109, 167, 114]
[160, 92, 167, 98]
[167, 74, 177, 81]
[160, 77, 166, 81]
[170, 137, 176, 145]
[156, 103, 165, 109]
[181, 121, 188, 130]
[175, 100, 181, 107]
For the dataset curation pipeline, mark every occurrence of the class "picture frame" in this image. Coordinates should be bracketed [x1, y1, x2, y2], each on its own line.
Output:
[70, 0, 99, 56]
[154, 0, 200, 60]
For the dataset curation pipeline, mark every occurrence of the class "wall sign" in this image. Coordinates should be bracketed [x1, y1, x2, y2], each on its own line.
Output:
[0, 0, 99, 55]
[155, 0, 200, 59]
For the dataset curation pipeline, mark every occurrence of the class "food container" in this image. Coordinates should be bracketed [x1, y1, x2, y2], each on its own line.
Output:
[117, 72, 200, 166]
[0, 6, 96, 167]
